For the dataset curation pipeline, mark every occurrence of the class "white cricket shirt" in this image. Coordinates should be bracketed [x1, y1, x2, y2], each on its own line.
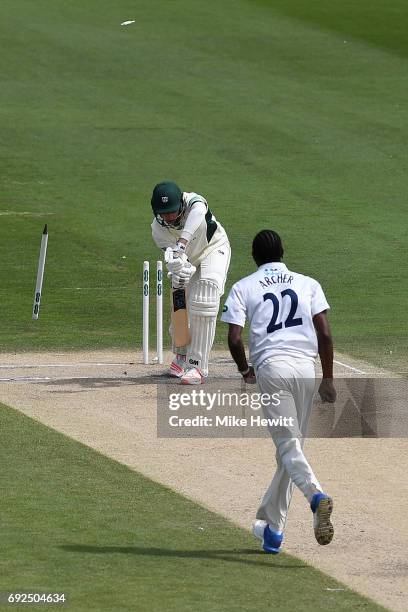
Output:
[221, 262, 330, 368]
[152, 192, 229, 266]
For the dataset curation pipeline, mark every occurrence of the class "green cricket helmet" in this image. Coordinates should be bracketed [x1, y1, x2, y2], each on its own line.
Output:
[151, 181, 185, 228]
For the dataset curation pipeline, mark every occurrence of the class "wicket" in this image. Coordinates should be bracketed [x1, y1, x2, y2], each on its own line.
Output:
[32, 224, 48, 320]
[143, 260, 163, 365]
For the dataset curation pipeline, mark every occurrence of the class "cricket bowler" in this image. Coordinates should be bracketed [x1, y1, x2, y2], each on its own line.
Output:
[150, 181, 230, 384]
[221, 229, 336, 553]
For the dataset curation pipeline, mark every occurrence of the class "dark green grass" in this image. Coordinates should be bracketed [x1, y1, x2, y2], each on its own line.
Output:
[0, 403, 385, 611]
[256, 0, 408, 58]
[0, 0, 406, 370]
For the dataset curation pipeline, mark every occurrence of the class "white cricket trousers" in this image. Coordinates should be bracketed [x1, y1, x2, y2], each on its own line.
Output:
[255, 357, 323, 532]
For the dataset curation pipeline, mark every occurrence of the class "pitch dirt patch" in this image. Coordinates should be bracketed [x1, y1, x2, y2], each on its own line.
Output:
[0, 349, 406, 611]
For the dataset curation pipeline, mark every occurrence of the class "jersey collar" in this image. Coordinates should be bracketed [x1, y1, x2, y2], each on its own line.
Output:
[258, 262, 288, 272]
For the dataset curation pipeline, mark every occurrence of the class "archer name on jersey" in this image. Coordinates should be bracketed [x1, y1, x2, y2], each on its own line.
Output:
[221, 262, 330, 368]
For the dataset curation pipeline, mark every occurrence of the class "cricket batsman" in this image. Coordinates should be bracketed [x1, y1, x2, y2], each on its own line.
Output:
[221, 229, 336, 553]
[150, 181, 230, 384]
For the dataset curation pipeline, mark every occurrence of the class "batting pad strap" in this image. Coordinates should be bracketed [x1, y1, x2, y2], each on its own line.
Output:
[189, 279, 219, 316]
[173, 345, 187, 356]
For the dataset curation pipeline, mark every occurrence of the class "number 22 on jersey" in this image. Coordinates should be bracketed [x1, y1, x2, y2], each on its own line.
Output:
[263, 289, 303, 333]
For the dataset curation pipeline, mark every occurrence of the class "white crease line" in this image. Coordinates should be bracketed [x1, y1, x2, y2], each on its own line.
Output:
[0, 375, 130, 382]
[0, 363, 133, 369]
[333, 359, 366, 374]
[0, 360, 368, 374]
[0, 376, 53, 382]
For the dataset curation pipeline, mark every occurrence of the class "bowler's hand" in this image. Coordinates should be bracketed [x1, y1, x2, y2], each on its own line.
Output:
[242, 366, 256, 384]
[318, 378, 337, 403]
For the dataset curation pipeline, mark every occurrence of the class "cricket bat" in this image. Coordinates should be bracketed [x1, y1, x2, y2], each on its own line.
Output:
[165, 247, 191, 348]
[171, 287, 191, 347]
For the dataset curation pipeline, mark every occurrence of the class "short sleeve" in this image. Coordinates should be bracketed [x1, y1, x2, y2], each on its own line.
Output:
[220, 282, 247, 327]
[311, 280, 330, 316]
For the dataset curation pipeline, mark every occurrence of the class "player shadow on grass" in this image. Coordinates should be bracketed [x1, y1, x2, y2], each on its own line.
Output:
[59, 544, 306, 568]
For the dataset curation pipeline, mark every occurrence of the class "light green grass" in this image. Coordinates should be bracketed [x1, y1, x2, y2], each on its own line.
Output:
[0, 403, 386, 611]
[0, 0, 406, 370]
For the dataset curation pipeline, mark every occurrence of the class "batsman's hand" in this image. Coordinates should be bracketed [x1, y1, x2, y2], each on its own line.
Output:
[242, 366, 256, 384]
[165, 246, 188, 274]
[169, 262, 196, 289]
[318, 378, 337, 403]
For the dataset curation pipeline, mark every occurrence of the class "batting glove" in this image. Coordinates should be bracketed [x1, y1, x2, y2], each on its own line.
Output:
[169, 262, 196, 288]
[165, 246, 188, 274]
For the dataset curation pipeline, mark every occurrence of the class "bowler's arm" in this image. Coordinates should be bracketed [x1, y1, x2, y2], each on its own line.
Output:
[313, 311, 336, 402]
[227, 324, 256, 383]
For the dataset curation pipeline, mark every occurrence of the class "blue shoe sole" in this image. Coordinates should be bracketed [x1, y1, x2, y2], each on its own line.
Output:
[262, 544, 281, 554]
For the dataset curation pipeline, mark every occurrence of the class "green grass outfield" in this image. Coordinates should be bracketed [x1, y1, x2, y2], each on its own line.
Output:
[0, 0, 407, 370]
[0, 403, 385, 611]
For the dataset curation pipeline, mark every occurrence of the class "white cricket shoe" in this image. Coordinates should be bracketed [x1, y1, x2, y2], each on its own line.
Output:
[252, 519, 267, 541]
[169, 354, 186, 378]
[180, 367, 204, 385]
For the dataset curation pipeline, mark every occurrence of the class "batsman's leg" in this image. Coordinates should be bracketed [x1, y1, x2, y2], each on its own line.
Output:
[184, 278, 219, 378]
[183, 243, 230, 380]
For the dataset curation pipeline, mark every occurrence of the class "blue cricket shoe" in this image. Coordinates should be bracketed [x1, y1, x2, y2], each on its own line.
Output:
[253, 520, 283, 554]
